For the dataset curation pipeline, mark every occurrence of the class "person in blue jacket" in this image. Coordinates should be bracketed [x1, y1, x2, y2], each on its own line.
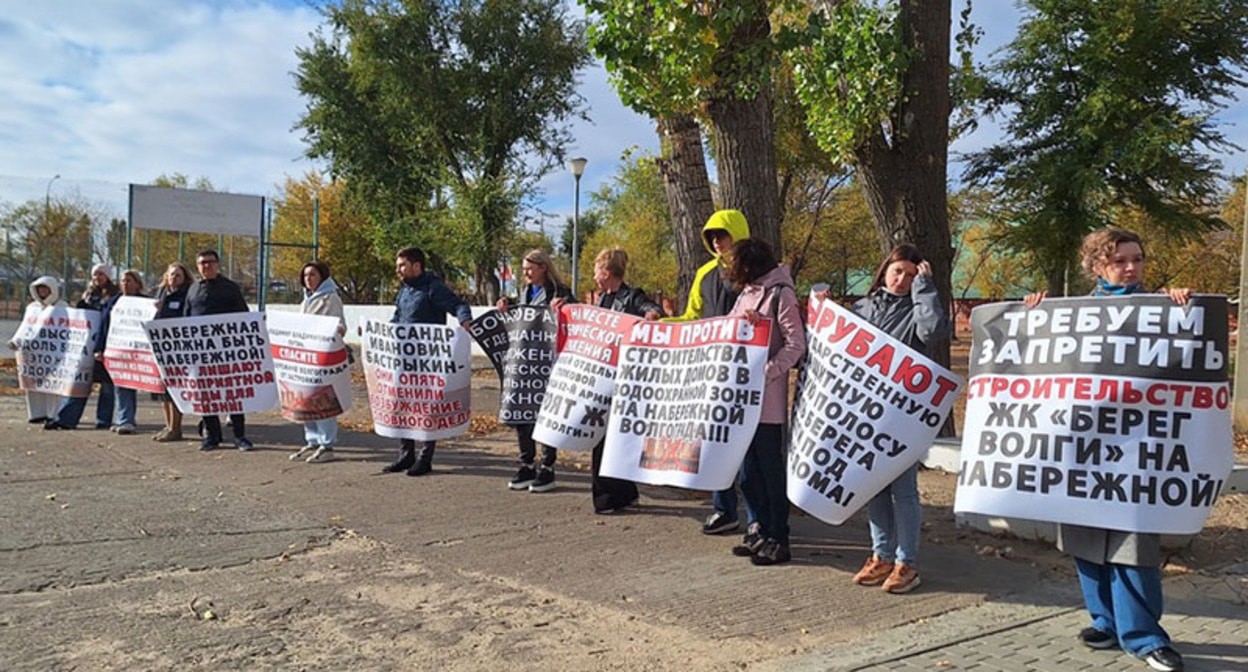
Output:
[382, 246, 473, 477]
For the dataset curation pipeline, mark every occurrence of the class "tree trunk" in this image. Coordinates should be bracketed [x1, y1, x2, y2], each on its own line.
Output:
[656, 114, 716, 311]
[707, 91, 783, 255]
[855, 0, 953, 373]
[474, 261, 500, 306]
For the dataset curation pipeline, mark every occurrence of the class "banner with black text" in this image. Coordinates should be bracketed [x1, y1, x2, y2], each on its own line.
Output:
[144, 313, 278, 415]
[104, 296, 164, 393]
[268, 311, 353, 422]
[788, 298, 962, 524]
[954, 295, 1233, 534]
[599, 316, 770, 489]
[360, 319, 472, 440]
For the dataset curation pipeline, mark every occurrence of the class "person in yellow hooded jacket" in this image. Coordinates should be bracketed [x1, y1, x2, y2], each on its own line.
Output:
[662, 209, 756, 535]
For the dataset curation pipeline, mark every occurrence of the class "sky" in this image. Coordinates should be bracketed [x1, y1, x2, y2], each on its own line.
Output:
[0, 0, 1245, 244]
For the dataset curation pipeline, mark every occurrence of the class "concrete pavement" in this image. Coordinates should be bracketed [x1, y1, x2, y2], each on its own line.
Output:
[1, 392, 1245, 671]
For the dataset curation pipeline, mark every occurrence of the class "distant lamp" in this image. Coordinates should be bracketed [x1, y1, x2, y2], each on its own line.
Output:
[569, 157, 588, 292]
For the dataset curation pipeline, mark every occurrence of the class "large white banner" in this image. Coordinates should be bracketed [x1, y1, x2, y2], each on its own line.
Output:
[954, 295, 1233, 535]
[788, 298, 962, 524]
[12, 305, 100, 398]
[130, 185, 263, 236]
[268, 311, 353, 422]
[144, 313, 278, 415]
[103, 296, 164, 393]
[600, 316, 770, 489]
[360, 319, 471, 440]
[533, 305, 639, 452]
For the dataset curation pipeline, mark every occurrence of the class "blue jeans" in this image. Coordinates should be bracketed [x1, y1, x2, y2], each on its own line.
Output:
[114, 387, 137, 427]
[303, 418, 338, 447]
[738, 424, 788, 544]
[713, 481, 758, 526]
[868, 463, 921, 566]
[1076, 558, 1170, 656]
[55, 370, 114, 429]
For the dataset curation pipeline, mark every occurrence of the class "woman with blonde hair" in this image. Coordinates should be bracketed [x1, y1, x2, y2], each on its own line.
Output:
[152, 261, 193, 441]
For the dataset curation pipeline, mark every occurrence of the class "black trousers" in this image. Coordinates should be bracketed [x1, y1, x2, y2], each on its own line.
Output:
[591, 440, 637, 511]
[204, 414, 245, 442]
[516, 423, 557, 467]
[399, 439, 437, 461]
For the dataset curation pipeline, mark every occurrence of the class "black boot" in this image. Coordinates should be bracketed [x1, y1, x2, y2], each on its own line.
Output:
[406, 443, 434, 477]
[383, 446, 416, 473]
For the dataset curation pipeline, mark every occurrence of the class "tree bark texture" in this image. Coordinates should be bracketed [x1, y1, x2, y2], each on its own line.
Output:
[708, 91, 783, 255]
[855, 0, 953, 372]
[656, 114, 716, 311]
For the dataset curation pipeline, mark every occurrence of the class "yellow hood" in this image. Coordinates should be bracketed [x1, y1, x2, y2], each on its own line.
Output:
[701, 209, 750, 258]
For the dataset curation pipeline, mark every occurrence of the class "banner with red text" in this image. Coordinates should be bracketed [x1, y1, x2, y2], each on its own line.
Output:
[789, 298, 962, 524]
[12, 304, 100, 398]
[104, 296, 164, 393]
[144, 313, 278, 415]
[360, 319, 472, 440]
[268, 311, 352, 422]
[599, 316, 770, 489]
[533, 305, 639, 451]
[954, 295, 1233, 534]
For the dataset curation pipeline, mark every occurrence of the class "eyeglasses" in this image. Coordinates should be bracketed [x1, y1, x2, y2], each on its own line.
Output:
[196, 259, 219, 266]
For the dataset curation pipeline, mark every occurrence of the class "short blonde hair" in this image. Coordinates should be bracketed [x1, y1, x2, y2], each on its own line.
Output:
[594, 247, 628, 279]
[1080, 227, 1145, 280]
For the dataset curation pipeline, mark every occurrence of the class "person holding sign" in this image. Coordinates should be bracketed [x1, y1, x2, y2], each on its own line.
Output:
[289, 261, 347, 464]
[823, 244, 948, 593]
[495, 249, 573, 493]
[152, 262, 192, 442]
[46, 263, 119, 430]
[662, 209, 755, 536]
[554, 247, 663, 513]
[382, 246, 473, 477]
[7, 275, 65, 423]
[1023, 228, 1188, 672]
[185, 250, 254, 452]
[103, 270, 147, 434]
[724, 239, 806, 566]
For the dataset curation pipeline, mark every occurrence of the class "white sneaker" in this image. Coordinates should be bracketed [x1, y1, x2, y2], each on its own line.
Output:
[306, 446, 335, 463]
[290, 445, 314, 461]
[115, 424, 136, 435]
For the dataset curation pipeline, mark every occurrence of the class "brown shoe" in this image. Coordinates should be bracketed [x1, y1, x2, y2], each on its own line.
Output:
[852, 555, 895, 586]
[882, 563, 921, 594]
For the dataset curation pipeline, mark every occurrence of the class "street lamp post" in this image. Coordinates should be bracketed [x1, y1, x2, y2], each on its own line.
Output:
[45, 174, 61, 283]
[569, 157, 587, 295]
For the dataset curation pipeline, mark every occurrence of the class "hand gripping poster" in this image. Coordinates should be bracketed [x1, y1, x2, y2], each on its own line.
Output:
[11, 304, 100, 397]
[467, 305, 558, 425]
[144, 313, 279, 415]
[103, 296, 164, 393]
[599, 316, 771, 489]
[954, 296, 1234, 535]
[360, 319, 472, 440]
[532, 305, 639, 451]
[788, 298, 962, 525]
[268, 311, 353, 422]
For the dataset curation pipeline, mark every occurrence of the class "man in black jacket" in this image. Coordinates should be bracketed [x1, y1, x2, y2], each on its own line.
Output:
[185, 249, 253, 452]
[383, 246, 473, 476]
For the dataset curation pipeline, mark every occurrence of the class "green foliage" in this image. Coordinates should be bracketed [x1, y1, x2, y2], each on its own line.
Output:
[964, 0, 1248, 293]
[792, 0, 908, 163]
[295, 0, 591, 298]
[580, 150, 675, 300]
[782, 176, 882, 296]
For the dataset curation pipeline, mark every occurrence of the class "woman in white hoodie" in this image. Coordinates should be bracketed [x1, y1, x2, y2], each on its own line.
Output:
[7, 276, 66, 423]
[289, 261, 346, 463]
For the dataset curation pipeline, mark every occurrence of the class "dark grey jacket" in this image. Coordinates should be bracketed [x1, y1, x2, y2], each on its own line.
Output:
[851, 274, 949, 355]
[596, 283, 663, 318]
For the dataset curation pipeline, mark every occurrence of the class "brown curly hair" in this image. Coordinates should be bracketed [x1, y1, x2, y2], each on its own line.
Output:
[1079, 227, 1145, 281]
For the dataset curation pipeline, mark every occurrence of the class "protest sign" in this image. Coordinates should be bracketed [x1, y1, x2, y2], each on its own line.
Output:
[268, 311, 352, 422]
[788, 298, 962, 524]
[12, 305, 100, 398]
[954, 295, 1233, 535]
[144, 313, 278, 415]
[360, 318, 471, 440]
[599, 316, 770, 489]
[468, 306, 558, 425]
[103, 296, 164, 393]
[533, 305, 639, 451]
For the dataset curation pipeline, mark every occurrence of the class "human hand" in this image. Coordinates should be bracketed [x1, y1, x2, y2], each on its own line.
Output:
[550, 298, 567, 312]
[1024, 291, 1047, 309]
[743, 309, 760, 325]
[495, 298, 509, 312]
[917, 260, 933, 276]
[1164, 287, 1191, 305]
[643, 310, 661, 321]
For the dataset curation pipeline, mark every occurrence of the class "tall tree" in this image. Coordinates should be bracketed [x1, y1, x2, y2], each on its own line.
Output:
[295, 0, 591, 303]
[655, 114, 716, 310]
[963, 0, 1248, 295]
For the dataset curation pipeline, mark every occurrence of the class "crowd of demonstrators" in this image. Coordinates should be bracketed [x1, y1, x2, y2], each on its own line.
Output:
[381, 246, 474, 477]
[185, 249, 253, 452]
[724, 239, 806, 566]
[45, 263, 120, 430]
[289, 260, 347, 464]
[8, 276, 65, 423]
[662, 209, 755, 536]
[496, 248, 574, 493]
[152, 262, 192, 442]
[1024, 228, 1189, 672]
